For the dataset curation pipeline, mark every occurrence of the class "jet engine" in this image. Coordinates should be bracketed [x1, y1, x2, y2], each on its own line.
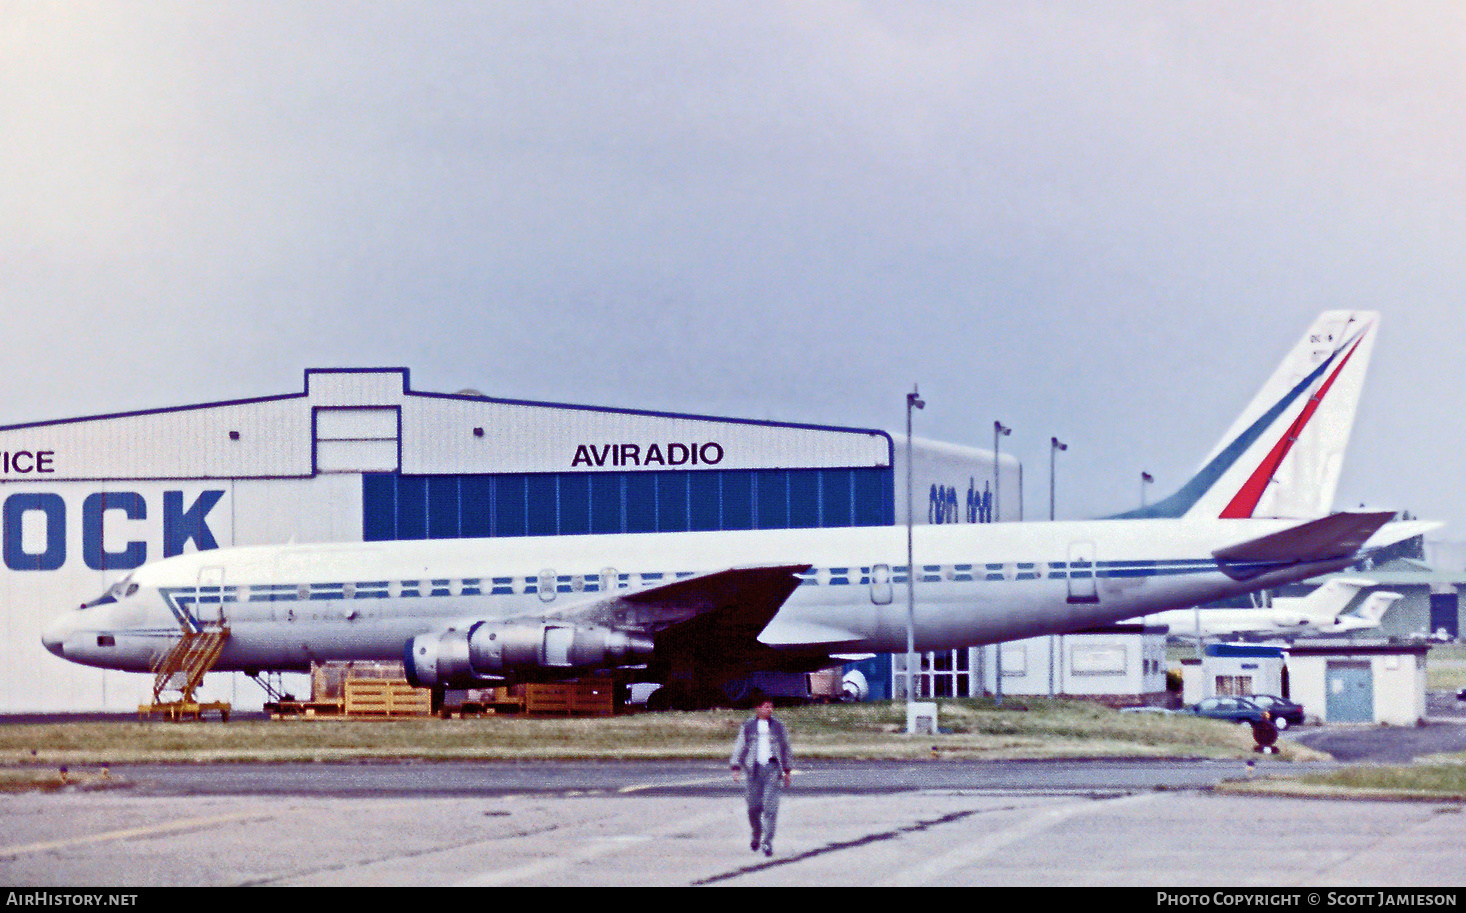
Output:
[403, 621, 654, 689]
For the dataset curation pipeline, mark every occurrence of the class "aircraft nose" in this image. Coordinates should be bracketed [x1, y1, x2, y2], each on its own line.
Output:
[41, 613, 74, 658]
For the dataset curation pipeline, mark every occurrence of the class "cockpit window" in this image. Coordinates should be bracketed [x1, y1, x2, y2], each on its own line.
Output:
[83, 575, 136, 609]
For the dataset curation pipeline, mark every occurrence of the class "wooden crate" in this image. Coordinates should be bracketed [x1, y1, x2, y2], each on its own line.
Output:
[344, 679, 432, 717]
[523, 678, 616, 716]
[313, 661, 410, 702]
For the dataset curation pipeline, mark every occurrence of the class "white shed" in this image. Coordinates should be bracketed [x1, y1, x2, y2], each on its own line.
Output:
[1284, 642, 1430, 725]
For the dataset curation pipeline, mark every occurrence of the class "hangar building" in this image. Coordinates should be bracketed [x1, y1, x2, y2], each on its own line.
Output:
[1, 368, 1015, 712]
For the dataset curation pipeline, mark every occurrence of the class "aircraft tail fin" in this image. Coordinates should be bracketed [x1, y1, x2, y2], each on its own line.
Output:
[1291, 577, 1374, 620]
[1354, 591, 1402, 625]
[1115, 311, 1378, 520]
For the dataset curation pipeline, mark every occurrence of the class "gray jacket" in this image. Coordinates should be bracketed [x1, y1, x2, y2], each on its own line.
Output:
[729, 716, 793, 773]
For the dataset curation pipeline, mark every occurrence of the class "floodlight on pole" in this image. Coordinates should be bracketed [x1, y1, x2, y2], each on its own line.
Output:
[993, 421, 1011, 522]
[905, 386, 924, 732]
[992, 420, 1011, 705]
[1046, 436, 1068, 698]
[1049, 437, 1067, 521]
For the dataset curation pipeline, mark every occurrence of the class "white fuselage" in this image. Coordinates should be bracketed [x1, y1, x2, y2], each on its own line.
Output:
[1141, 607, 1339, 638]
[1141, 588, 1397, 639]
[42, 517, 1352, 675]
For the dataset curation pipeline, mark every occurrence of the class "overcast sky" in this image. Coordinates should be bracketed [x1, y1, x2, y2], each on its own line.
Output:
[4, 2, 1464, 541]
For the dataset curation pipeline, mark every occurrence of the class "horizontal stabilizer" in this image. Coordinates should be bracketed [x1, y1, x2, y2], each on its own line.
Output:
[1362, 520, 1443, 551]
[1213, 511, 1394, 578]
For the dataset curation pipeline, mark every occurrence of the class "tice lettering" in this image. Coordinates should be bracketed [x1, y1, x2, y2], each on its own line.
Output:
[1, 451, 55, 475]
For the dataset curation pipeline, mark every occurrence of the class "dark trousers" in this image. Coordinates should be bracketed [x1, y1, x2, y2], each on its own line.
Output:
[745, 762, 783, 846]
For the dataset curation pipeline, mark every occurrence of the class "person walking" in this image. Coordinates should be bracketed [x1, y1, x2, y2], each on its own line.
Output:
[1251, 710, 1280, 755]
[729, 695, 793, 856]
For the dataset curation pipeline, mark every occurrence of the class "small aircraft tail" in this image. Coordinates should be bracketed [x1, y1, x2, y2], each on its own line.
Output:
[1116, 311, 1379, 520]
[1352, 590, 1402, 626]
[1277, 577, 1374, 621]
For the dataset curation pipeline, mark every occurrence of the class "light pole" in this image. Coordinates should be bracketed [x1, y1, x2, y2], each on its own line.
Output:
[905, 385, 924, 732]
[1047, 436, 1066, 697]
[992, 420, 1011, 705]
[1140, 471, 1154, 509]
[1049, 437, 1067, 521]
[993, 421, 1011, 522]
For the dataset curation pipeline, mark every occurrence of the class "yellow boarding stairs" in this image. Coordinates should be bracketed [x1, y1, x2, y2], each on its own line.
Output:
[138, 624, 232, 722]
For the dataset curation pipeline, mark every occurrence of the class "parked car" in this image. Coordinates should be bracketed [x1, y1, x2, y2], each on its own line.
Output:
[1185, 696, 1270, 725]
[1242, 694, 1305, 729]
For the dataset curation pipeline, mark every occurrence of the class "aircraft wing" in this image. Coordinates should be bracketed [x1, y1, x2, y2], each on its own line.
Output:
[543, 564, 811, 643]
[404, 564, 812, 693]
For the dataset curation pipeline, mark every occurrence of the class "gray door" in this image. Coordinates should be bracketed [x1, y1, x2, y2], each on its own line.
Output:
[1325, 661, 1373, 723]
[869, 563, 893, 605]
[195, 566, 227, 627]
[1066, 542, 1099, 604]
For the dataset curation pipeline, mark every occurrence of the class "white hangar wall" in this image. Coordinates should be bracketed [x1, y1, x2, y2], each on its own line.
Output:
[1, 369, 1008, 712]
[893, 435, 1021, 527]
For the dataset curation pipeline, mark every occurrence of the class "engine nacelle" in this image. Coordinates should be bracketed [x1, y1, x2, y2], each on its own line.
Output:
[403, 622, 654, 689]
[841, 669, 870, 702]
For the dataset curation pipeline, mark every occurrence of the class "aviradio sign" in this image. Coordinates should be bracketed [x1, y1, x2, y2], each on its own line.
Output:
[1, 488, 226, 572]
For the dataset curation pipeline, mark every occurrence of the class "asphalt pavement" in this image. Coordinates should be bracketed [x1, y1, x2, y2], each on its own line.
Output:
[1, 760, 1462, 887]
[1284, 690, 1466, 762]
[2, 700, 1465, 887]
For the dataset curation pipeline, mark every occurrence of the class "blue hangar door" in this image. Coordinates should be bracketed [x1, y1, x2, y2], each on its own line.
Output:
[1325, 661, 1373, 723]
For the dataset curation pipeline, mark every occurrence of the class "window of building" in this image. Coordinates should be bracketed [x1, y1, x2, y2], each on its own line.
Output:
[363, 467, 895, 541]
[1214, 675, 1253, 697]
[891, 648, 975, 700]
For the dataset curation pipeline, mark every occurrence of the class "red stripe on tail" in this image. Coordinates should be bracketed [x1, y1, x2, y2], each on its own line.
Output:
[1218, 335, 1365, 519]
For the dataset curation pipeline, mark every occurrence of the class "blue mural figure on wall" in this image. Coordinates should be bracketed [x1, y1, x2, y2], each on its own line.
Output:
[929, 484, 959, 524]
[965, 477, 993, 524]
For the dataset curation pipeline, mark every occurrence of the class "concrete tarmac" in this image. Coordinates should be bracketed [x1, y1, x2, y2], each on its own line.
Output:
[3, 711, 1465, 888]
[0, 758, 1463, 887]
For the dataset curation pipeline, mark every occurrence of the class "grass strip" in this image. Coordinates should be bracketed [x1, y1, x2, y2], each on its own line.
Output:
[0, 699, 1318, 766]
[1220, 757, 1466, 801]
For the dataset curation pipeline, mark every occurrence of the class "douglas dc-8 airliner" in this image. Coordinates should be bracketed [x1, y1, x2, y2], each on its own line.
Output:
[42, 311, 1431, 708]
